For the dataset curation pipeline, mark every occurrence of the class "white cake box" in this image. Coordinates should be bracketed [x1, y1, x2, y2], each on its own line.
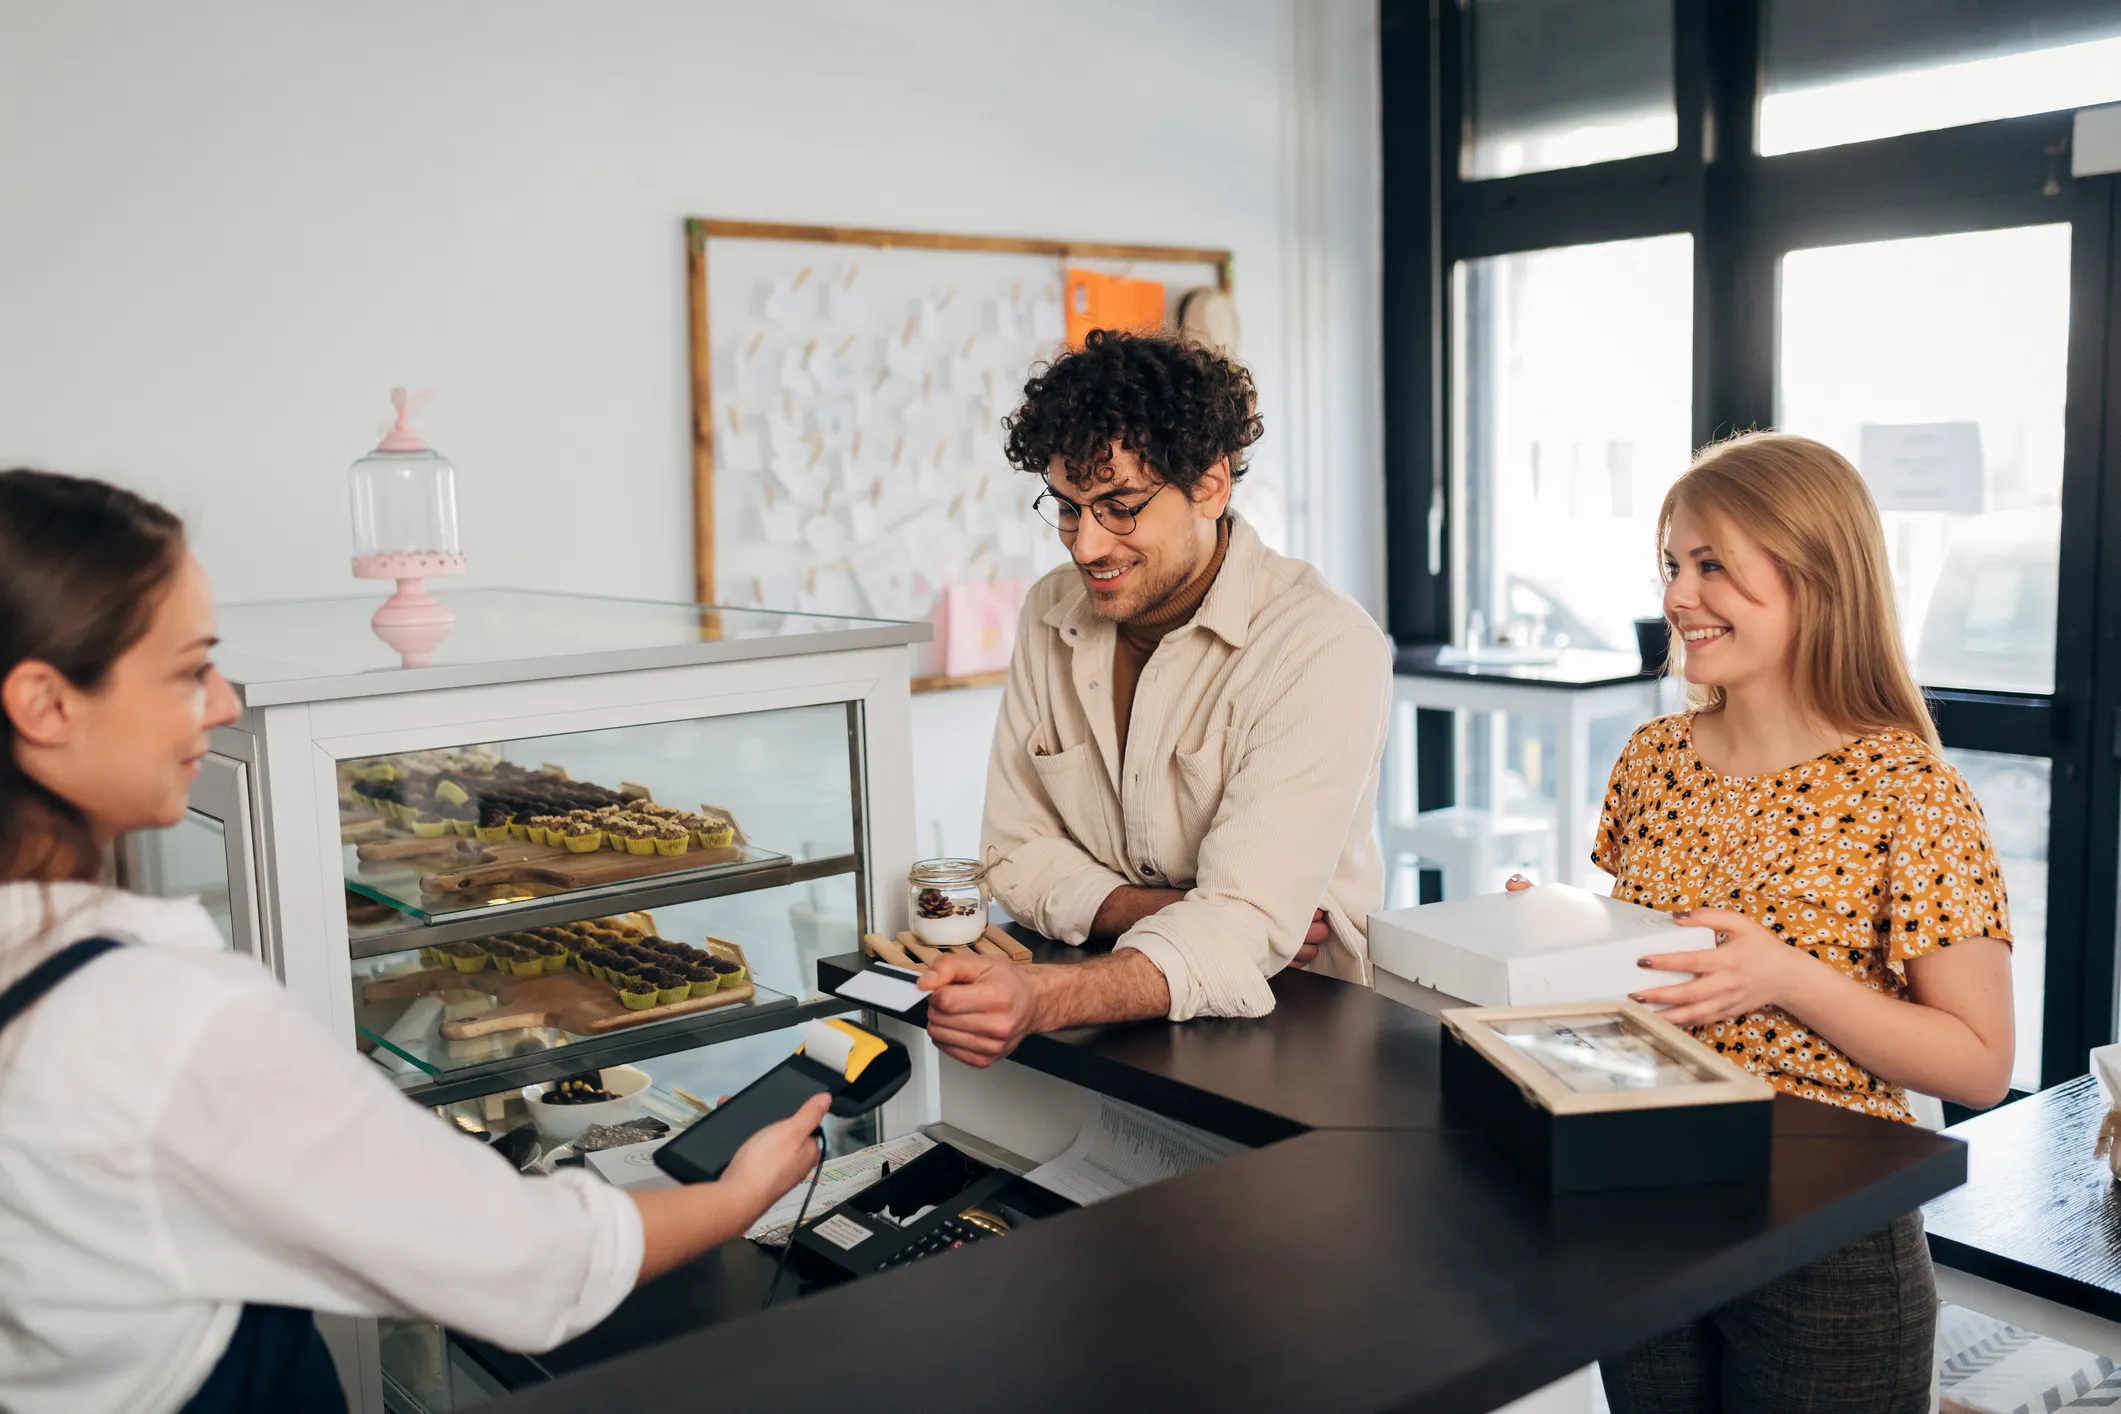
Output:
[1368, 883, 1718, 1015]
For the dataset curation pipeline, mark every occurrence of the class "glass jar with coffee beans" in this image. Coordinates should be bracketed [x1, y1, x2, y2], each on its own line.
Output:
[906, 858, 988, 945]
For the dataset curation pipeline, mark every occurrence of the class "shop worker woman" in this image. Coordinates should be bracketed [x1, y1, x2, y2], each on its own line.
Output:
[1592, 434, 2013, 1414]
[0, 469, 830, 1414]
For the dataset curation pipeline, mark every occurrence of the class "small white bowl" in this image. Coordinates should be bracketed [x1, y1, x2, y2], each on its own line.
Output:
[522, 1065, 651, 1145]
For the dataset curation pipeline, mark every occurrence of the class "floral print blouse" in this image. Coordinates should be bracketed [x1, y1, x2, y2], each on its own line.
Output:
[1595, 713, 2012, 1123]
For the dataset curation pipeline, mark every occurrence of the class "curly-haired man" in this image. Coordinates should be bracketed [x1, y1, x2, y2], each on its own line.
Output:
[917, 330, 1393, 1066]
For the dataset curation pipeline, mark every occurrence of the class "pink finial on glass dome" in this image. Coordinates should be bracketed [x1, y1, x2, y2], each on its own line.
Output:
[374, 386, 433, 453]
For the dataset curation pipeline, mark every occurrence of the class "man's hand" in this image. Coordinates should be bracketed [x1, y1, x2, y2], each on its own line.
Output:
[1292, 908, 1329, 968]
[919, 951, 1045, 1067]
[919, 949, 1174, 1067]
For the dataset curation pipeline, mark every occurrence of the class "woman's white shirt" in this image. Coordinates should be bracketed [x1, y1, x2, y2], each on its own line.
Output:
[0, 883, 644, 1414]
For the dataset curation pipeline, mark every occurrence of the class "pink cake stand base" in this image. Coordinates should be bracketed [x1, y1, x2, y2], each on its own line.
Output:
[353, 553, 465, 668]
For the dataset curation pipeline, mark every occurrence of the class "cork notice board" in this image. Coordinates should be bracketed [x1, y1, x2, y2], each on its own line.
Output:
[685, 219, 1231, 690]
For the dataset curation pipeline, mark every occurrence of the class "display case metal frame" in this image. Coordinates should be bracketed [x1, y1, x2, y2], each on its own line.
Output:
[228, 637, 916, 1090]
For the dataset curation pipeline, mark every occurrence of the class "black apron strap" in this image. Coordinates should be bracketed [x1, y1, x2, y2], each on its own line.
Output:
[0, 936, 125, 1034]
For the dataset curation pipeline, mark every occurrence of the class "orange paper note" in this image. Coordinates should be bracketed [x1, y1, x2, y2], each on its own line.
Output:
[1064, 268, 1166, 349]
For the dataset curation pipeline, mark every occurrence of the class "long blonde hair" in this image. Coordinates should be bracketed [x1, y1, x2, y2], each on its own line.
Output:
[1658, 432, 1937, 749]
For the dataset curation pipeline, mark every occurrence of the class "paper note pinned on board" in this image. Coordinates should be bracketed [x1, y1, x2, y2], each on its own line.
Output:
[815, 399, 860, 444]
[803, 513, 850, 559]
[825, 281, 870, 325]
[804, 344, 845, 395]
[912, 297, 941, 340]
[763, 277, 814, 326]
[916, 457, 953, 500]
[946, 356, 984, 395]
[847, 499, 884, 543]
[734, 344, 774, 395]
[849, 541, 920, 619]
[758, 501, 803, 545]
[884, 337, 927, 379]
[1030, 300, 1065, 342]
[778, 347, 816, 395]
[719, 430, 763, 474]
[768, 448, 829, 504]
[764, 411, 803, 457]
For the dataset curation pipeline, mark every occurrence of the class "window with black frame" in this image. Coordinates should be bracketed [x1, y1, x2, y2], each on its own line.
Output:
[1383, 0, 2121, 1094]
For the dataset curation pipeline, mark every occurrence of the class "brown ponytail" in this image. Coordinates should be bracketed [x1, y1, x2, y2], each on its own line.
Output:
[0, 469, 188, 883]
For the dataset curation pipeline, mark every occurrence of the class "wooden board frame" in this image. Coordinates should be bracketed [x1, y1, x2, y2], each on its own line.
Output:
[684, 218, 1233, 691]
[1439, 1000, 1774, 1116]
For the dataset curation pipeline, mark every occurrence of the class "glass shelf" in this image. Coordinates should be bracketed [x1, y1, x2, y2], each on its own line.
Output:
[344, 842, 792, 926]
[365, 991, 857, 1110]
[357, 971, 797, 1091]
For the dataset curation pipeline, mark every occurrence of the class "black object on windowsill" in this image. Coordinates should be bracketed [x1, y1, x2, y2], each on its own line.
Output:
[1634, 616, 1670, 677]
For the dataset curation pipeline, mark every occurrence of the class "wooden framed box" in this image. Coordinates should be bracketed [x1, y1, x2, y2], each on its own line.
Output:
[1440, 1001, 1775, 1193]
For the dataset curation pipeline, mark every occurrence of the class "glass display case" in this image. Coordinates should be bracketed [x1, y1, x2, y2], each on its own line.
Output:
[126, 589, 926, 1414]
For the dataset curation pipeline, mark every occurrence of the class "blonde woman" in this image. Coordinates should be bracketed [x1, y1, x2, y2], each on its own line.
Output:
[1592, 433, 2014, 1413]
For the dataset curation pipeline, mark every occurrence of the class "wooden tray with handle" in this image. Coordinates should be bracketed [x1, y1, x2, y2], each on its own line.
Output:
[362, 936, 755, 1037]
[861, 924, 1033, 971]
[354, 835, 498, 869]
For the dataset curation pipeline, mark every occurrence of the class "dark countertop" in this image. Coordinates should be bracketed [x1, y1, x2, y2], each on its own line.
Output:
[1925, 1075, 2121, 1322]
[820, 933, 1444, 1144]
[1395, 642, 1651, 689]
[491, 933, 1967, 1413]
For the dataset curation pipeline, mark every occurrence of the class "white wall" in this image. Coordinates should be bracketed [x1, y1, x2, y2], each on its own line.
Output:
[0, 0, 1383, 858]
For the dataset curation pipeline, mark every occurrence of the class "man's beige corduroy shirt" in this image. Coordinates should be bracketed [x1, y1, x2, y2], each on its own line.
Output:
[981, 513, 1392, 1020]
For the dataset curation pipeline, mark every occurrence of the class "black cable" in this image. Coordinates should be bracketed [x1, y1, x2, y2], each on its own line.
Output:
[762, 1132, 827, 1310]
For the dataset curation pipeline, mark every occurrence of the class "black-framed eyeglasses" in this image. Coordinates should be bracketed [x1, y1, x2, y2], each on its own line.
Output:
[1031, 482, 1169, 535]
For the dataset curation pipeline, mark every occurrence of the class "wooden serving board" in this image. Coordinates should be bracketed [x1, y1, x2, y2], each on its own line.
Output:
[354, 835, 497, 867]
[363, 939, 755, 1037]
[418, 842, 744, 896]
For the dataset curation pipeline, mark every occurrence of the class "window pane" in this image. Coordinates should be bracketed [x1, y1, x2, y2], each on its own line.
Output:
[1939, 747, 2047, 1091]
[1462, 0, 1676, 180]
[1762, 0, 2121, 155]
[1454, 234, 1694, 656]
[1778, 225, 2069, 693]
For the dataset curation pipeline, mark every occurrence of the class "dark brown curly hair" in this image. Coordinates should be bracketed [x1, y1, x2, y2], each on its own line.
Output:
[1001, 329, 1262, 492]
